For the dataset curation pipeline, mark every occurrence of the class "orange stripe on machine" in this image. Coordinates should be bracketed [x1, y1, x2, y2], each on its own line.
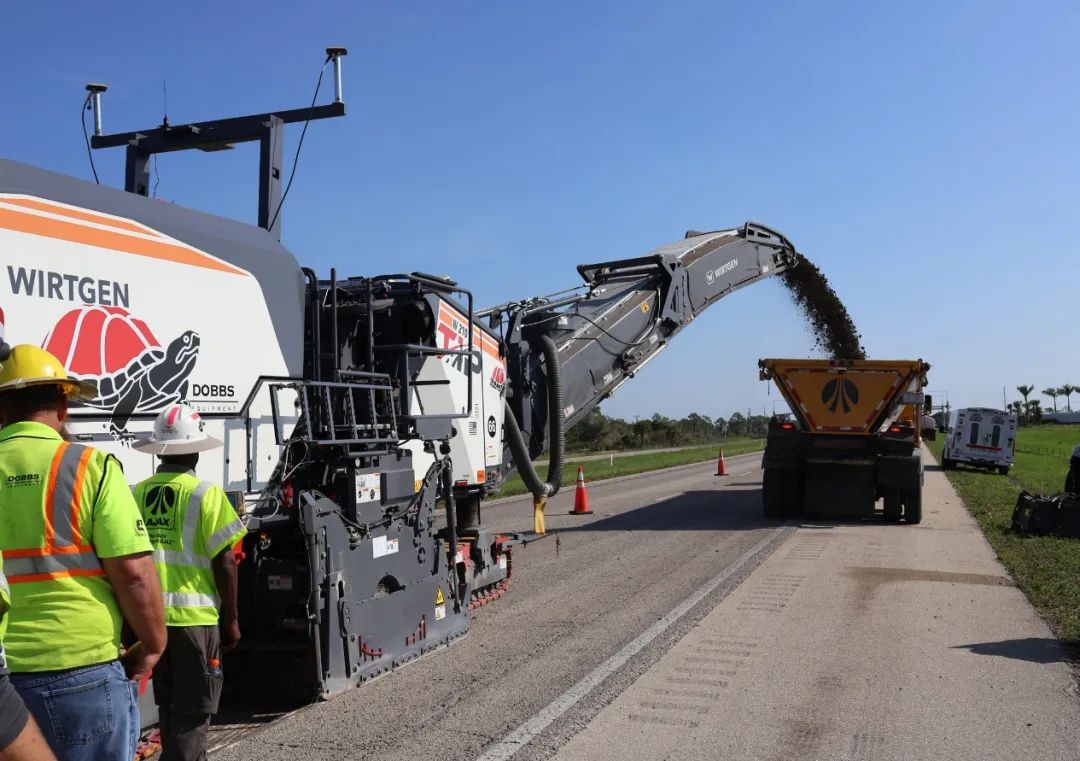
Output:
[437, 302, 502, 362]
[0, 199, 248, 276]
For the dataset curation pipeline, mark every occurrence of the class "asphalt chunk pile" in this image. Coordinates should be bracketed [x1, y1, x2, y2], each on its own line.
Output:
[781, 258, 866, 360]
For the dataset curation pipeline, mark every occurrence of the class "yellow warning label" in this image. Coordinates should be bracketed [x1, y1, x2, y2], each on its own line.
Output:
[435, 587, 445, 606]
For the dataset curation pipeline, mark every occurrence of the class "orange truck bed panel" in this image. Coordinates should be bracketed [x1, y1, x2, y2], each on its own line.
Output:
[759, 359, 929, 435]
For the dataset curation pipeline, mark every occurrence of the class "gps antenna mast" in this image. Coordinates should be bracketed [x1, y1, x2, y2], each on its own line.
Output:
[87, 48, 348, 240]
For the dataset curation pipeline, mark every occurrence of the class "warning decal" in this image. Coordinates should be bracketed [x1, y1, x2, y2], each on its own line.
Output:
[435, 587, 446, 606]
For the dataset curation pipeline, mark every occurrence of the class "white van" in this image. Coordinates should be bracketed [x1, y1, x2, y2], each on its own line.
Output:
[941, 408, 1017, 474]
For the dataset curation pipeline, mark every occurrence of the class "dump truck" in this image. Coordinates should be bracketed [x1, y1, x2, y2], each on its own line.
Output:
[758, 358, 930, 523]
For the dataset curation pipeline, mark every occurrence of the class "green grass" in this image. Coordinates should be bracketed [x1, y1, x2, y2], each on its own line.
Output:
[930, 425, 1080, 641]
[495, 438, 763, 498]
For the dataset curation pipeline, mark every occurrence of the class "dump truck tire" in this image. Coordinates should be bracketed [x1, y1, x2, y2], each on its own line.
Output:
[904, 487, 922, 524]
[762, 468, 785, 519]
[883, 489, 902, 522]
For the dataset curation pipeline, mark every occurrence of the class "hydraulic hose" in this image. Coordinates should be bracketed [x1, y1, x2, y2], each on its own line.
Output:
[503, 334, 565, 499]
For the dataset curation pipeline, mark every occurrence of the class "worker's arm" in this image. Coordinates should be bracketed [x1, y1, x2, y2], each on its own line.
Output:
[101, 553, 166, 681]
[202, 487, 246, 653]
[0, 714, 55, 761]
[212, 549, 240, 652]
[0, 673, 55, 761]
[92, 455, 166, 681]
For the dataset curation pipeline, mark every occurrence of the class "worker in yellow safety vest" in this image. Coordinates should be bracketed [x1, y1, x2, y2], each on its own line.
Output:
[0, 345, 167, 761]
[132, 403, 246, 761]
[0, 339, 56, 761]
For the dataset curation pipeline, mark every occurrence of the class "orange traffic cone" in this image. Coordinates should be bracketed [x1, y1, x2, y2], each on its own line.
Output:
[570, 465, 592, 515]
[715, 447, 728, 476]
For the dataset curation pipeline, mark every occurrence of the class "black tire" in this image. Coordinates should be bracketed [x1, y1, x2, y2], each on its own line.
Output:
[763, 468, 802, 519]
[997, 466, 1010, 476]
[903, 487, 923, 524]
[883, 489, 902, 522]
[762, 469, 785, 519]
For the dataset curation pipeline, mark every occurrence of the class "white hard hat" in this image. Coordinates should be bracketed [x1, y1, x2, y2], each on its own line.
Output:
[133, 403, 222, 455]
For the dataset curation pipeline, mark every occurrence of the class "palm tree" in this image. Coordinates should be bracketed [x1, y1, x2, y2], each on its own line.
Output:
[1043, 387, 1059, 414]
[1062, 385, 1078, 413]
[1016, 385, 1034, 423]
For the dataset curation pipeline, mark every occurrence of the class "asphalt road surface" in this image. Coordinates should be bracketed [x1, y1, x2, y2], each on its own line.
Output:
[212, 453, 1080, 760]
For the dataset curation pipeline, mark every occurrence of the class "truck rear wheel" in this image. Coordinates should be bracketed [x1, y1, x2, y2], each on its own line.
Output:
[762, 469, 785, 519]
[763, 469, 802, 519]
[903, 487, 922, 524]
[883, 489, 902, 522]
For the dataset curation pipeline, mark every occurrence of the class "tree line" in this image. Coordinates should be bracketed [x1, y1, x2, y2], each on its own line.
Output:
[564, 408, 770, 452]
[1012, 384, 1079, 426]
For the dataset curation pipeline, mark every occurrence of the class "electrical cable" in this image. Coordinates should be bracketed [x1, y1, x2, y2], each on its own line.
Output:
[571, 310, 654, 348]
[268, 57, 329, 232]
[81, 95, 100, 184]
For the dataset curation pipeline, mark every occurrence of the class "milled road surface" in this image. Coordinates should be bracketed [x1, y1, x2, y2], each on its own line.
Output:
[555, 457, 1080, 761]
[213, 453, 780, 760]
[213, 453, 1080, 760]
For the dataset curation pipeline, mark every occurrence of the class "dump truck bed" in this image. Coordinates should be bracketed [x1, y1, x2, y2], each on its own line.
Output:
[759, 359, 929, 435]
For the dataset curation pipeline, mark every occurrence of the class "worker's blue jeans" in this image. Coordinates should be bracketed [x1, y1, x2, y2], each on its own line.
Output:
[10, 660, 138, 761]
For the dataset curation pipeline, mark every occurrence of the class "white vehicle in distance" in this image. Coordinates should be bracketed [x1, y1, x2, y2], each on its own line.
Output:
[941, 407, 1017, 475]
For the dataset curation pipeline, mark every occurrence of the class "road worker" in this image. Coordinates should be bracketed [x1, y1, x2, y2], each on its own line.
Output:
[0, 345, 166, 761]
[132, 404, 246, 761]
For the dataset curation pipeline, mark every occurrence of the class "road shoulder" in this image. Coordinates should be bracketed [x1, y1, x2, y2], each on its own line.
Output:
[554, 459, 1080, 761]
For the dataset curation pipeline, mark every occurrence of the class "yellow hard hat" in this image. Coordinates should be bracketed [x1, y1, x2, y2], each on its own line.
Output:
[0, 345, 98, 401]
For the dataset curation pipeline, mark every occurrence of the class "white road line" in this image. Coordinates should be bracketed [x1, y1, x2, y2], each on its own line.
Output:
[473, 524, 792, 761]
[735, 470, 755, 476]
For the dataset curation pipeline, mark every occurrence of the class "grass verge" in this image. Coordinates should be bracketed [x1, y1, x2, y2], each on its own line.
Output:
[495, 438, 763, 499]
[930, 425, 1080, 641]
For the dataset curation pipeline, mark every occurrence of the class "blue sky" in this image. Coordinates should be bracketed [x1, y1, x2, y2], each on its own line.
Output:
[3, 1, 1078, 421]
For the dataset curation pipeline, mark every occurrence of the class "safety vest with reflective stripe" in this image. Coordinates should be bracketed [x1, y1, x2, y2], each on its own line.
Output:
[134, 470, 246, 627]
[4, 443, 103, 583]
[0, 421, 152, 672]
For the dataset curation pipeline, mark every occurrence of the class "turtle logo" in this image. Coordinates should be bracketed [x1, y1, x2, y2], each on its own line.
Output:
[822, 376, 859, 414]
[43, 306, 200, 438]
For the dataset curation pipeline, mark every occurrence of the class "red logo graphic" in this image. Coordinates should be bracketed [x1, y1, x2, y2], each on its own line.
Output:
[43, 305, 200, 437]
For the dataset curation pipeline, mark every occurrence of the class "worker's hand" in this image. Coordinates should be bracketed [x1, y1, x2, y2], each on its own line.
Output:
[221, 618, 241, 653]
[121, 641, 162, 682]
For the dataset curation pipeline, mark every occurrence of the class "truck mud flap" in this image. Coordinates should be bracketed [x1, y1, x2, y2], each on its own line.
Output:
[877, 452, 921, 492]
[803, 462, 876, 517]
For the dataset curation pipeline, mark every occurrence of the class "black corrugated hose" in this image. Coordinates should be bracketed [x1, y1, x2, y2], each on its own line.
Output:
[503, 334, 565, 498]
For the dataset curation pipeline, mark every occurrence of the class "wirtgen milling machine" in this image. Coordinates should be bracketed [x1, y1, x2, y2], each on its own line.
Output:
[1, 51, 801, 702]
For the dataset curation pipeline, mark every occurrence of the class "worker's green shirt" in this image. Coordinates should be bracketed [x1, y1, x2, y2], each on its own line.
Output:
[133, 469, 246, 627]
[0, 421, 152, 672]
